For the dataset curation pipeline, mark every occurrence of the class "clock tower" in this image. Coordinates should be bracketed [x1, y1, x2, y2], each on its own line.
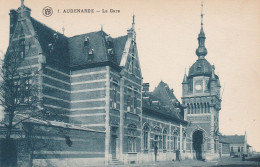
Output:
[181, 2, 221, 161]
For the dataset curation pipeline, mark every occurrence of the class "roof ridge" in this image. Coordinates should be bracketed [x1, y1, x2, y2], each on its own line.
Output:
[31, 17, 67, 38]
[68, 30, 107, 39]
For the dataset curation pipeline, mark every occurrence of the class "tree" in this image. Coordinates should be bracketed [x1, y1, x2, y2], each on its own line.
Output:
[0, 44, 44, 167]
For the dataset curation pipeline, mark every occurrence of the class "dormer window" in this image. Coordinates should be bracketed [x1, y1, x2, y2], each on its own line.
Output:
[108, 48, 114, 60]
[53, 32, 59, 42]
[88, 48, 94, 61]
[48, 43, 54, 54]
[105, 35, 113, 47]
[84, 36, 89, 46]
[108, 48, 114, 55]
[88, 48, 94, 55]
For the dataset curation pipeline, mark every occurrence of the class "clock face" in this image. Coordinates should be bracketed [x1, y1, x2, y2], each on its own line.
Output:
[194, 79, 203, 93]
[195, 84, 202, 90]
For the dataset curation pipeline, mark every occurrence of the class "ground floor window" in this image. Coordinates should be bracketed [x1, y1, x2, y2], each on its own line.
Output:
[163, 130, 167, 150]
[173, 131, 179, 151]
[128, 124, 137, 152]
[231, 146, 234, 152]
[143, 125, 149, 151]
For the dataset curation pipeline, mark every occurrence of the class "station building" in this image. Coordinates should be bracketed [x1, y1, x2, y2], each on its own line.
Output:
[0, 2, 187, 166]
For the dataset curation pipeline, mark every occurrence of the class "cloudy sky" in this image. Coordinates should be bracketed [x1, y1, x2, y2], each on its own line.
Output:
[0, 0, 260, 151]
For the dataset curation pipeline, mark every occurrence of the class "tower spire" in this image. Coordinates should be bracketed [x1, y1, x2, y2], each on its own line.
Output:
[201, 0, 204, 28]
[132, 14, 135, 30]
[183, 68, 188, 83]
[196, 0, 207, 59]
[21, 0, 24, 8]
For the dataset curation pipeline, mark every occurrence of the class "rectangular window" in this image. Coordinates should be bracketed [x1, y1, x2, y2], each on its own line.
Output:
[19, 39, 25, 58]
[127, 95, 131, 112]
[112, 85, 117, 109]
[128, 125, 137, 153]
[133, 93, 137, 113]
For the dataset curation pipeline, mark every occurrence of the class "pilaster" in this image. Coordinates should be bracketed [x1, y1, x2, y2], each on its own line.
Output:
[105, 66, 111, 165]
[119, 76, 124, 162]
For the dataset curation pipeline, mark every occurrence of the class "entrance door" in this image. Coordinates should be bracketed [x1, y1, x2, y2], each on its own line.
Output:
[111, 136, 117, 159]
[192, 130, 203, 160]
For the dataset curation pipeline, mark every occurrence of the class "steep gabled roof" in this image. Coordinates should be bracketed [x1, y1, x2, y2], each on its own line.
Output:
[30, 18, 69, 66]
[68, 31, 108, 66]
[68, 31, 128, 67]
[113, 35, 128, 65]
[153, 81, 177, 100]
[142, 92, 185, 123]
[30, 18, 129, 69]
[152, 81, 184, 119]
[220, 135, 245, 144]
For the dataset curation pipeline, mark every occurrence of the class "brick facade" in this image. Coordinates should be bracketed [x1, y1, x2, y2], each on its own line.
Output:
[1, 3, 188, 166]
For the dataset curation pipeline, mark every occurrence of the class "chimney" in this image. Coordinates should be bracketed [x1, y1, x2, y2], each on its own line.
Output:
[142, 83, 150, 92]
[9, 9, 18, 42]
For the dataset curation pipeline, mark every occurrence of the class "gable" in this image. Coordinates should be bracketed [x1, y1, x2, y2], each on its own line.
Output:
[7, 16, 42, 61]
[121, 40, 142, 78]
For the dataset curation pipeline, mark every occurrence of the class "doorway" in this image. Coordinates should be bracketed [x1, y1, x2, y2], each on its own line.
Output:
[192, 130, 203, 160]
[111, 134, 118, 159]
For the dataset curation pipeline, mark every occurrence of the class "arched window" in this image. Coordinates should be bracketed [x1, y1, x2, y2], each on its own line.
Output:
[183, 131, 187, 151]
[197, 103, 200, 114]
[163, 129, 167, 150]
[143, 125, 149, 151]
[154, 126, 161, 149]
[128, 124, 137, 152]
[191, 104, 193, 114]
[173, 131, 179, 151]
[194, 104, 197, 114]
[207, 102, 210, 113]
[187, 104, 190, 114]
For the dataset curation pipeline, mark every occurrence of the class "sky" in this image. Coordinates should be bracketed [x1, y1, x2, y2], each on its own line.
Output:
[0, 0, 260, 151]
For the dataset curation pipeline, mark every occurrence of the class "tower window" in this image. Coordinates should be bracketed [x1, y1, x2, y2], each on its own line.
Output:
[127, 95, 132, 112]
[133, 92, 137, 113]
[128, 56, 134, 74]
[19, 39, 25, 58]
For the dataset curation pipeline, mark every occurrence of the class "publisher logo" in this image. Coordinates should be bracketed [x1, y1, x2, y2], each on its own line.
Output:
[42, 6, 53, 17]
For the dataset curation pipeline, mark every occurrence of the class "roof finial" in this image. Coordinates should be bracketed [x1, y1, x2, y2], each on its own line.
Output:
[62, 26, 65, 35]
[201, 0, 204, 28]
[21, 0, 24, 7]
[132, 14, 135, 30]
[101, 24, 103, 31]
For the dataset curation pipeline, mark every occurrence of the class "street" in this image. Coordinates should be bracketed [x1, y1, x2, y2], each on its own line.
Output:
[103, 157, 260, 167]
